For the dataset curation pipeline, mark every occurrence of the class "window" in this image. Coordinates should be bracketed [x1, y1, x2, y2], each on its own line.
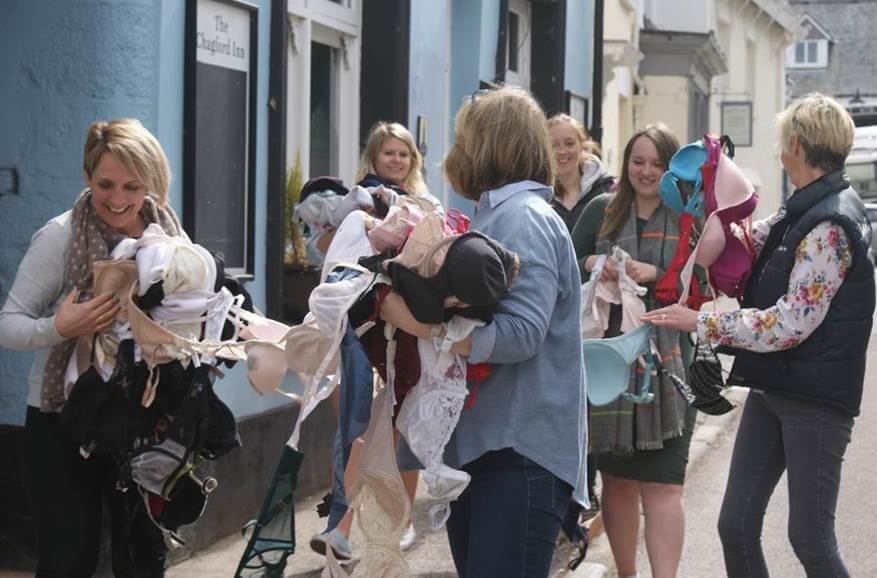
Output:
[286, 3, 361, 185]
[309, 41, 337, 176]
[508, 12, 520, 73]
[787, 39, 828, 68]
[505, 0, 531, 88]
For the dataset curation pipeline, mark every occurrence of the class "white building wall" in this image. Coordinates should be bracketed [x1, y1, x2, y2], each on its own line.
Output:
[641, 0, 793, 216]
[710, 0, 792, 217]
[643, 0, 713, 33]
[602, 0, 642, 176]
[640, 75, 690, 139]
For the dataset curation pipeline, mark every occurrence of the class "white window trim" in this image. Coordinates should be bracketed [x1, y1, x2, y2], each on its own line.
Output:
[289, 0, 360, 37]
[785, 38, 828, 69]
[505, 0, 531, 89]
[286, 4, 360, 185]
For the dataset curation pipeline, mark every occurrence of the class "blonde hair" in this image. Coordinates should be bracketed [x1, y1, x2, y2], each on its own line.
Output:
[83, 118, 171, 205]
[444, 86, 554, 201]
[356, 121, 428, 195]
[776, 93, 855, 172]
[548, 113, 590, 145]
[600, 123, 679, 239]
[548, 113, 591, 197]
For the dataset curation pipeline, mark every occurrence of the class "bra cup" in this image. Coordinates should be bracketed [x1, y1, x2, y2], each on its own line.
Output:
[163, 243, 210, 294]
[126, 282, 185, 366]
[245, 342, 287, 395]
[584, 324, 651, 406]
[239, 315, 292, 343]
[669, 142, 708, 182]
[709, 235, 755, 297]
[693, 215, 727, 268]
[717, 193, 759, 226]
[713, 154, 755, 212]
[659, 172, 685, 215]
[93, 260, 138, 322]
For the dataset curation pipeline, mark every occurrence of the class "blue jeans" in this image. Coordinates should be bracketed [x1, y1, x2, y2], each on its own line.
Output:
[446, 448, 571, 578]
[718, 391, 853, 578]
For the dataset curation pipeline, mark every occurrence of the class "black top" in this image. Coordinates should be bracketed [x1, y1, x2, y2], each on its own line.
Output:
[728, 171, 875, 416]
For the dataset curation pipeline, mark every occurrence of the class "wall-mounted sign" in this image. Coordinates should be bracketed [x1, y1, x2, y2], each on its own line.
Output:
[184, 0, 258, 274]
[721, 101, 753, 148]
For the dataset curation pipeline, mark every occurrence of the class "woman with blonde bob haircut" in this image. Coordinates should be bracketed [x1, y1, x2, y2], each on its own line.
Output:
[379, 86, 587, 577]
[646, 93, 873, 577]
[0, 118, 183, 576]
[83, 118, 173, 205]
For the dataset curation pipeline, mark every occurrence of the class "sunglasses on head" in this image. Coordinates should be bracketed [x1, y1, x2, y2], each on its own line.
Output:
[461, 88, 492, 106]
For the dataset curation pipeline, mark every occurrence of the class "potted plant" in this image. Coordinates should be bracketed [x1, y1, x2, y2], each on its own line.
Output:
[282, 153, 321, 323]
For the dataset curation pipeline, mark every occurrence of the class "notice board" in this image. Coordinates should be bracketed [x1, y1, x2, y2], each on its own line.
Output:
[184, 0, 257, 274]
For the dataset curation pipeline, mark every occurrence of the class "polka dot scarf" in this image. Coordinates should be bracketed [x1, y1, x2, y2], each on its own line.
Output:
[40, 188, 182, 412]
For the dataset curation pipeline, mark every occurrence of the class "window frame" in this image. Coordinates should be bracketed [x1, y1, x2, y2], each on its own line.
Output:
[786, 38, 828, 69]
[505, 0, 531, 88]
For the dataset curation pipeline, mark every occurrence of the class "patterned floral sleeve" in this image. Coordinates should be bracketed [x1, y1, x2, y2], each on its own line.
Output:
[697, 221, 852, 353]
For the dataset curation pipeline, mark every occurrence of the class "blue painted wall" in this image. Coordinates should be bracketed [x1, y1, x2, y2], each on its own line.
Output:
[565, 0, 595, 103]
[0, 0, 162, 425]
[447, 0, 501, 215]
[408, 1, 452, 205]
[0, 0, 288, 425]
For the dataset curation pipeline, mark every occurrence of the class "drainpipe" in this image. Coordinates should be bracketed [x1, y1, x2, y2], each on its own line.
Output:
[591, 0, 604, 144]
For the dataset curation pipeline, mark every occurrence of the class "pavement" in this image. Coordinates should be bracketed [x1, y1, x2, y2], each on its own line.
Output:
[582, 308, 877, 577]
[8, 300, 872, 578]
[155, 382, 746, 578]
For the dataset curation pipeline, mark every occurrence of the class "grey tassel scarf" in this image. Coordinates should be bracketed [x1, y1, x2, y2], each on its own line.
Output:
[589, 199, 689, 454]
[40, 189, 183, 412]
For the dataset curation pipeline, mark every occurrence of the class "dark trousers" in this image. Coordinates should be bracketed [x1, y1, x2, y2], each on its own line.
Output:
[24, 406, 166, 578]
[718, 392, 853, 578]
[446, 448, 571, 578]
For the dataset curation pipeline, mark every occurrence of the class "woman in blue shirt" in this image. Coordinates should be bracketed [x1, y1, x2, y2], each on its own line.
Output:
[380, 86, 587, 577]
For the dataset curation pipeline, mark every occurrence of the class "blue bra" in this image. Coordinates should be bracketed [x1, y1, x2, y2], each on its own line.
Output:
[583, 323, 656, 406]
[659, 142, 707, 218]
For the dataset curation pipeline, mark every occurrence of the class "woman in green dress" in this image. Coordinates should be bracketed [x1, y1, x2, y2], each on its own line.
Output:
[570, 123, 695, 578]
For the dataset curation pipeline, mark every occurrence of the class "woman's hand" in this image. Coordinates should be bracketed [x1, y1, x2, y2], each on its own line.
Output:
[54, 290, 120, 338]
[379, 291, 472, 356]
[625, 259, 658, 284]
[641, 304, 699, 332]
[379, 292, 431, 339]
[584, 255, 618, 282]
[372, 185, 399, 208]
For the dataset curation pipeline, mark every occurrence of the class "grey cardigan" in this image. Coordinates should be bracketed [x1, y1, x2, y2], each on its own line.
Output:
[0, 212, 73, 409]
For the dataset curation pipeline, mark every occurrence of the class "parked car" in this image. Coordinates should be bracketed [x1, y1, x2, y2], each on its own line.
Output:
[866, 202, 877, 267]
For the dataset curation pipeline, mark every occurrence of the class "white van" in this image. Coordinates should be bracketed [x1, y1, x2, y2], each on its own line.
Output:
[847, 125, 877, 201]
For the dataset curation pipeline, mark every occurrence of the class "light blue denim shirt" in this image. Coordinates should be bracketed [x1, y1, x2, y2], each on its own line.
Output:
[445, 180, 588, 501]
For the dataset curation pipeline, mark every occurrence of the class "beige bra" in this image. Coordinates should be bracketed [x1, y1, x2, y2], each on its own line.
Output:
[323, 382, 410, 577]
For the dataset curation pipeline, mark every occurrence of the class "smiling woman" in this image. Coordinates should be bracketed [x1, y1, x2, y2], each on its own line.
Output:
[568, 123, 698, 578]
[0, 118, 183, 576]
[548, 113, 613, 231]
